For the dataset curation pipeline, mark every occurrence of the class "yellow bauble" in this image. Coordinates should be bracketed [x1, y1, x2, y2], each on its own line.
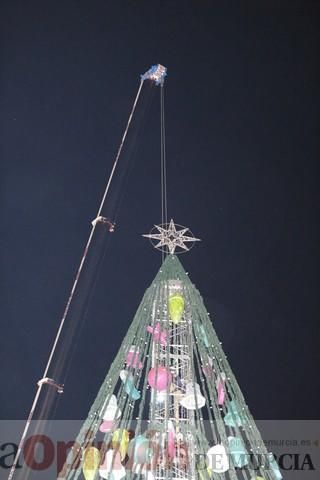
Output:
[168, 294, 185, 324]
[112, 429, 130, 460]
[82, 446, 101, 480]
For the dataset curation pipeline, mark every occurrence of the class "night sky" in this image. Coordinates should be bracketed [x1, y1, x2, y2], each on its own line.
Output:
[1, 1, 319, 423]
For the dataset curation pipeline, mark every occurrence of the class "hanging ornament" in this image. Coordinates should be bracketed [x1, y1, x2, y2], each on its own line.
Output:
[215, 372, 226, 406]
[82, 446, 101, 480]
[120, 370, 141, 400]
[126, 346, 143, 369]
[228, 436, 249, 468]
[100, 394, 121, 432]
[99, 449, 126, 480]
[180, 382, 206, 410]
[250, 477, 265, 480]
[112, 429, 130, 461]
[148, 366, 172, 391]
[147, 322, 168, 346]
[168, 294, 185, 324]
[202, 357, 214, 378]
[268, 453, 283, 480]
[194, 323, 209, 348]
[167, 420, 175, 459]
[128, 434, 153, 464]
[207, 444, 229, 473]
[199, 324, 209, 348]
[224, 400, 246, 427]
[196, 456, 212, 480]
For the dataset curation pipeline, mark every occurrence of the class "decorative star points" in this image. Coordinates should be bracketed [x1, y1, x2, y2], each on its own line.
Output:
[143, 219, 200, 254]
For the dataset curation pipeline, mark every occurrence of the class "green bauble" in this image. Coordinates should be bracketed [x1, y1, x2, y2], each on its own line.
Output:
[168, 294, 185, 324]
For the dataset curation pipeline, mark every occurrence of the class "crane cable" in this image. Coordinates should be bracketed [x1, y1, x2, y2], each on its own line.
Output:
[8, 78, 145, 480]
[160, 83, 168, 262]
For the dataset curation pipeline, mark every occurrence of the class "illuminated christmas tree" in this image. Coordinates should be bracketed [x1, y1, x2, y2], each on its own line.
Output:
[58, 222, 282, 480]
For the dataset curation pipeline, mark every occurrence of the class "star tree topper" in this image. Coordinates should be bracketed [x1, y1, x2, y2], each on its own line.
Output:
[143, 219, 201, 254]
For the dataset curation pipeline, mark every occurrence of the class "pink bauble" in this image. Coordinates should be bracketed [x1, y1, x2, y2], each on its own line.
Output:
[148, 366, 172, 391]
[167, 422, 175, 459]
[99, 420, 115, 432]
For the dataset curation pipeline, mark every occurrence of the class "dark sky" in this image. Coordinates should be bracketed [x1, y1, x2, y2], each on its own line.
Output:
[1, 1, 319, 422]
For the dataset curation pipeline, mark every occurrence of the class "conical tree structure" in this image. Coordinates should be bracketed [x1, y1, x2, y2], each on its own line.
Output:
[59, 255, 282, 480]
